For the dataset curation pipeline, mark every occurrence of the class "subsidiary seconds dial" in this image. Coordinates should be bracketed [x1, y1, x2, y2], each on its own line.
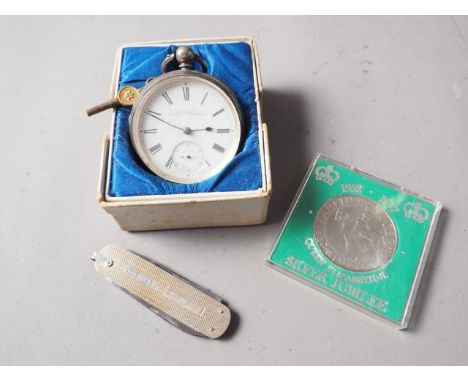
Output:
[130, 71, 242, 184]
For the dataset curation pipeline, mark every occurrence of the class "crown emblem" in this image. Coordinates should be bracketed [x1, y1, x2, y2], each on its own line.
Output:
[403, 201, 429, 223]
[315, 165, 340, 186]
[379, 195, 400, 212]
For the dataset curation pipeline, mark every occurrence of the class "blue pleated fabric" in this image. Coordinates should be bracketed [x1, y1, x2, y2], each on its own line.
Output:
[109, 42, 262, 197]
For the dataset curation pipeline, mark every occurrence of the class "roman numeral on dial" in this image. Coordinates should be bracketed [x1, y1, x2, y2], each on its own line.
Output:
[149, 143, 162, 155]
[212, 143, 225, 153]
[162, 92, 173, 105]
[165, 155, 173, 168]
[212, 108, 224, 117]
[216, 128, 230, 133]
[183, 86, 190, 101]
[143, 129, 158, 134]
[144, 110, 161, 117]
[201, 92, 208, 105]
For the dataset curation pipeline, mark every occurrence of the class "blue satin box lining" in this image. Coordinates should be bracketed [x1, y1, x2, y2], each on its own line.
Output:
[109, 41, 262, 197]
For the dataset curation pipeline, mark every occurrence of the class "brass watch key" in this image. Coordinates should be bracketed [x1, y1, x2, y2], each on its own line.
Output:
[86, 85, 139, 116]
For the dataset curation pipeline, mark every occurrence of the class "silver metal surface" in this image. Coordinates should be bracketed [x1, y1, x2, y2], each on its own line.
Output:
[92, 245, 231, 339]
[161, 46, 208, 73]
[314, 195, 398, 272]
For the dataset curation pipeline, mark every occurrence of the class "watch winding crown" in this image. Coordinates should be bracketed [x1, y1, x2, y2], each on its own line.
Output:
[161, 45, 208, 73]
[175, 46, 196, 69]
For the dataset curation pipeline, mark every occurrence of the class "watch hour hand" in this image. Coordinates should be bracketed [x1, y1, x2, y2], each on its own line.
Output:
[189, 127, 213, 132]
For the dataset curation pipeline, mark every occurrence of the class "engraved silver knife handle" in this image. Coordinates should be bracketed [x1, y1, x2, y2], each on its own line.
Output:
[91, 245, 231, 339]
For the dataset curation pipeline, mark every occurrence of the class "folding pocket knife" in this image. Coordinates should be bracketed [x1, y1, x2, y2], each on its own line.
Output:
[91, 245, 231, 339]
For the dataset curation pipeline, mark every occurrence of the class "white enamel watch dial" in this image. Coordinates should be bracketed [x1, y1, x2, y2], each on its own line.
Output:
[130, 71, 242, 184]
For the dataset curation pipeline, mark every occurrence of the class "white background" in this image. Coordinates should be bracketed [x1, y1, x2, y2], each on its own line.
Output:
[0, 16, 466, 365]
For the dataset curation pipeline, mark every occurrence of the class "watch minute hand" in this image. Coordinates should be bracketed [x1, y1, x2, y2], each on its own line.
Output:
[144, 111, 184, 132]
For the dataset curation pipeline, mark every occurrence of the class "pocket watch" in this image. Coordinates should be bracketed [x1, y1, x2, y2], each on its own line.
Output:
[87, 46, 243, 184]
